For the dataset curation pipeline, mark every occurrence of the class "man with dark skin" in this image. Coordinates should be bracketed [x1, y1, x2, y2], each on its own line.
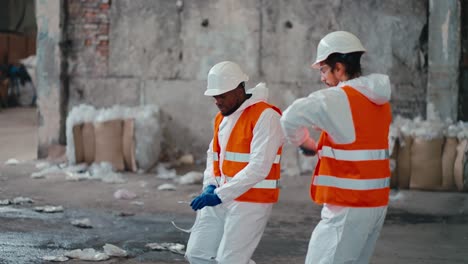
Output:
[212, 82, 251, 116]
[185, 61, 284, 264]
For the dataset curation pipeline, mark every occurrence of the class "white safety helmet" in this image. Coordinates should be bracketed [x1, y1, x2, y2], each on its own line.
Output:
[205, 61, 249, 96]
[311, 31, 366, 69]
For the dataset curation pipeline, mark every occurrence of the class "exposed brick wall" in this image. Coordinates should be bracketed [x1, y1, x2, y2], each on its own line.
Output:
[67, 0, 110, 77]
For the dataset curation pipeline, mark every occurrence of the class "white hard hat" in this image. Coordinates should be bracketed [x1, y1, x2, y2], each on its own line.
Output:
[205, 61, 249, 96]
[311, 31, 366, 69]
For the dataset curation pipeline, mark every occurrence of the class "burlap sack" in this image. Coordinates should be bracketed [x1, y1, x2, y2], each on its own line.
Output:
[123, 119, 137, 172]
[409, 137, 443, 190]
[390, 139, 399, 188]
[72, 124, 84, 163]
[397, 135, 412, 189]
[454, 139, 468, 191]
[82, 122, 95, 164]
[441, 137, 458, 190]
[94, 120, 125, 171]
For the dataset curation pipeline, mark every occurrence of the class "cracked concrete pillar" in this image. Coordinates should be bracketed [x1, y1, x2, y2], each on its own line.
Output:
[427, 0, 461, 121]
[35, 0, 66, 158]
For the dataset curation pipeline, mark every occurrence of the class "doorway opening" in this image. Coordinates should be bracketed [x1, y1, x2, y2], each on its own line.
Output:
[0, 0, 37, 163]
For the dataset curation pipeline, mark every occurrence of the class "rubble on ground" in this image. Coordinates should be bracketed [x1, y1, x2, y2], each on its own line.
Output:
[34, 205, 64, 213]
[71, 218, 93, 228]
[145, 242, 185, 255]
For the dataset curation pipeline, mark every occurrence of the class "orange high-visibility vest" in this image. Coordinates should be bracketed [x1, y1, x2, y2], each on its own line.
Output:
[213, 101, 282, 203]
[311, 86, 392, 207]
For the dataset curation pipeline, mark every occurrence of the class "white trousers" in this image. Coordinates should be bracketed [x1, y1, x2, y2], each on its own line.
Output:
[305, 204, 387, 264]
[185, 201, 273, 264]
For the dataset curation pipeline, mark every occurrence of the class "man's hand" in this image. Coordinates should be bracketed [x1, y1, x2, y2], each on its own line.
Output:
[203, 184, 216, 194]
[299, 146, 316, 156]
[190, 193, 222, 211]
[299, 137, 317, 156]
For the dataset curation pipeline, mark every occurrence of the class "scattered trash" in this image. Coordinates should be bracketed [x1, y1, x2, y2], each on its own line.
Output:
[34, 205, 64, 213]
[0, 199, 11, 205]
[103, 243, 128, 257]
[171, 221, 192, 233]
[35, 161, 51, 170]
[30, 166, 63, 179]
[65, 171, 92, 181]
[178, 154, 194, 165]
[146, 242, 185, 255]
[30, 173, 45, 179]
[41, 255, 69, 262]
[146, 243, 165, 250]
[157, 183, 177, 191]
[177, 171, 203, 185]
[12, 197, 33, 204]
[5, 159, 19, 165]
[156, 164, 177, 179]
[113, 189, 137, 200]
[90, 162, 127, 184]
[130, 201, 144, 206]
[64, 248, 109, 261]
[171, 210, 199, 234]
[71, 218, 93, 228]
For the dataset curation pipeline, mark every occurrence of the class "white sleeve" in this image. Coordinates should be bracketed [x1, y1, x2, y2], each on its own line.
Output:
[215, 109, 285, 203]
[202, 140, 218, 189]
[280, 87, 356, 145]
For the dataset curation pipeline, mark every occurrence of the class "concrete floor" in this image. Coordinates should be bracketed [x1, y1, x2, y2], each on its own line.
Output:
[0, 107, 467, 263]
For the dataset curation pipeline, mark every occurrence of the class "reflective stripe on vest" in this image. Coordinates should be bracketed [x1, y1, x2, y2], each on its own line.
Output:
[224, 151, 281, 164]
[215, 176, 279, 189]
[314, 175, 390, 190]
[318, 146, 389, 161]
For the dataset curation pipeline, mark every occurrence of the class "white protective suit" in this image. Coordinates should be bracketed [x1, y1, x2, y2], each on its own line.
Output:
[185, 83, 285, 264]
[280, 74, 391, 264]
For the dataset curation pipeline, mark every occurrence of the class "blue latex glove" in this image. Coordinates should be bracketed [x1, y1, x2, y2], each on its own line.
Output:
[190, 193, 222, 211]
[203, 184, 216, 194]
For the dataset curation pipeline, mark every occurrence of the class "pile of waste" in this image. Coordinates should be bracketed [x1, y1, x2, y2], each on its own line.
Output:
[389, 115, 468, 192]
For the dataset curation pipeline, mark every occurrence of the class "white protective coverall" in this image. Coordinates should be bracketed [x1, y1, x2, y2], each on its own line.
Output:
[280, 74, 391, 264]
[185, 83, 285, 264]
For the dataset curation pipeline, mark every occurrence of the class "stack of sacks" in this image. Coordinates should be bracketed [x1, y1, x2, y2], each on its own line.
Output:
[66, 104, 161, 172]
[391, 115, 468, 192]
[454, 122, 468, 191]
[66, 104, 97, 165]
[390, 116, 416, 189]
[408, 118, 445, 190]
[441, 123, 460, 190]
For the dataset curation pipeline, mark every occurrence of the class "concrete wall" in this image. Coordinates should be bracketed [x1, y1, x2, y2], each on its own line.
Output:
[36, 0, 64, 158]
[427, 0, 461, 121]
[38, 0, 431, 167]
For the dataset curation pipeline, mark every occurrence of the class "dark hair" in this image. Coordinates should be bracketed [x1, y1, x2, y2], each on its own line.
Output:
[237, 82, 245, 89]
[324, 52, 363, 78]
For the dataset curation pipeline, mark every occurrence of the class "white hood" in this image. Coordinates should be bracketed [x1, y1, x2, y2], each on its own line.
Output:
[234, 82, 269, 113]
[246, 82, 268, 101]
[338, 74, 391, 105]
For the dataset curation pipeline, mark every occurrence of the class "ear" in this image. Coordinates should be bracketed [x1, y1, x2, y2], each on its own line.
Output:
[334, 62, 348, 80]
